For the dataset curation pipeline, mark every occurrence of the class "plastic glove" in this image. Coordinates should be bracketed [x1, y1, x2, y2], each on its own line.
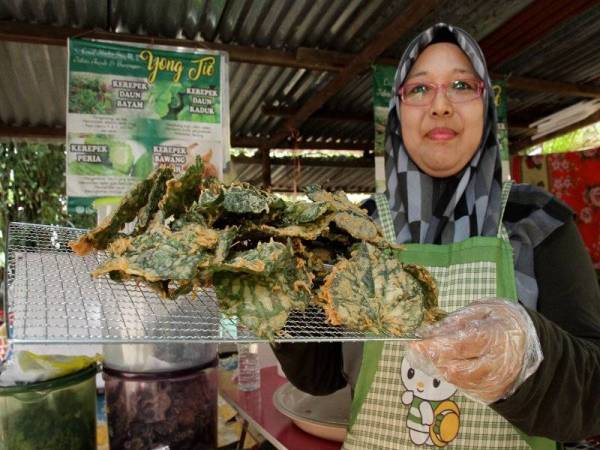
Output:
[406, 298, 543, 404]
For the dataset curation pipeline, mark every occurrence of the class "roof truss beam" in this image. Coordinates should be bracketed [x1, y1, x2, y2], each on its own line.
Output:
[0, 21, 597, 99]
[0, 125, 372, 151]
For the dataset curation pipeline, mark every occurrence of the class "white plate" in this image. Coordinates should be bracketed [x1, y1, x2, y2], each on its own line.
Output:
[273, 382, 351, 442]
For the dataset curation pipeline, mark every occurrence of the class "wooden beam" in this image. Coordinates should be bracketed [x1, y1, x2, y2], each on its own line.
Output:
[479, 0, 598, 68]
[0, 123, 540, 147]
[0, 21, 598, 99]
[284, 1, 438, 130]
[0, 125, 373, 150]
[0, 21, 72, 46]
[298, 47, 600, 99]
[297, 47, 399, 68]
[509, 125, 533, 134]
[0, 125, 65, 139]
[0, 21, 343, 72]
[232, 155, 374, 169]
[492, 73, 600, 99]
[262, 106, 372, 123]
[511, 109, 600, 152]
[232, 136, 371, 151]
[265, 0, 439, 149]
[267, 186, 371, 193]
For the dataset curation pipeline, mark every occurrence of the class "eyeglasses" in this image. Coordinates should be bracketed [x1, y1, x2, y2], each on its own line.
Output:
[398, 79, 484, 106]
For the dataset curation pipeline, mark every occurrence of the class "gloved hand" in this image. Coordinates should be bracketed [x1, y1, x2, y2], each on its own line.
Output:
[406, 298, 543, 404]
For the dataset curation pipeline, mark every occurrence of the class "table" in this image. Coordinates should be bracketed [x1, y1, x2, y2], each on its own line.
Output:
[219, 366, 342, 450]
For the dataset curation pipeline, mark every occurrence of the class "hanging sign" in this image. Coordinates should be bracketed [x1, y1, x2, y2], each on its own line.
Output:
[66, 38, 230, 215]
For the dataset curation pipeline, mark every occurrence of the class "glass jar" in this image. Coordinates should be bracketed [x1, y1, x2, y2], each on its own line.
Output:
[103, 358, 218, 450]
[0, 364, 97, 449]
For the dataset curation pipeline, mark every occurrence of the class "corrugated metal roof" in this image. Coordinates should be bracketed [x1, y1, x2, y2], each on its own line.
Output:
[385, 0, 536, 57]
[0, 0, 598, 186]
[0, 41, 66, 127]
[0, 0, 106, 28]
[108, 0, 405, 53]
[496, 3, 600, 83]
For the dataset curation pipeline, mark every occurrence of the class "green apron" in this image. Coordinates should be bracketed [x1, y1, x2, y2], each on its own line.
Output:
[343, 182, 557, 450]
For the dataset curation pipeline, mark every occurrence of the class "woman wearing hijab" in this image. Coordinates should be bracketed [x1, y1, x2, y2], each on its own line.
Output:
[273, 23, 600, 448]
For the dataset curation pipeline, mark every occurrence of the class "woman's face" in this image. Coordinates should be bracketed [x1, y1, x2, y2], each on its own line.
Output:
[400, 43, 484, 178]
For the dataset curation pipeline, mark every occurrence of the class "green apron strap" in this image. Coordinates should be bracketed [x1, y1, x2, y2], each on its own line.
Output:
[517, 431, 562, 450]
[497, 180, 513, 238]
[348, 341, 384, 428]
[372, 193, 396, 243]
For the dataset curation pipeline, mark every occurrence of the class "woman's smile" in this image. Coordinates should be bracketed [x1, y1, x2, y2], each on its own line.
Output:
[426, 127, 458, 141]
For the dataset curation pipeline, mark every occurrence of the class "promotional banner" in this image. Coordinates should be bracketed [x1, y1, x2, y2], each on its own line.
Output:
[372, 65, 510, 187]
[492, 79, 510, 179]
[66, 38, 229, 215]
[372, 65, 397, 192]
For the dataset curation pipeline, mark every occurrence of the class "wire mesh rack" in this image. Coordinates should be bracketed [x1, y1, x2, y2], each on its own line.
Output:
[4, 222, 417, 344]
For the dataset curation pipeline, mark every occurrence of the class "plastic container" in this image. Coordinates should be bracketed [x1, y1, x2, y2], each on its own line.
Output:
[103, 360, 218, 450]
[238, 343, 260, 391]
[0, 364, 97, 449]
[103, 342, 217, 373]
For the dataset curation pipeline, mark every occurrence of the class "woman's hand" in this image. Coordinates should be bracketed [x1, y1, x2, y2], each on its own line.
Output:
[407, 299, 543, 404]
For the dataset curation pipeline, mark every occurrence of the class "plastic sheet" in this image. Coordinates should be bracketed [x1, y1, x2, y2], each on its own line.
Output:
[0, 350, 100, 386]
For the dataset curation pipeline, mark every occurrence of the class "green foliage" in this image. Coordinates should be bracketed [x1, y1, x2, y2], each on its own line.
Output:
[2, 385, 96, 449]
[522, 121, 600, 155]
[68, 75, 114, 114]
[541, 122, 600, 154]
[0, 143, 95, 268]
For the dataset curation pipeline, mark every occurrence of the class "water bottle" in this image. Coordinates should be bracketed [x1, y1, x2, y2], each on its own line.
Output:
[237, 343, 260, 391]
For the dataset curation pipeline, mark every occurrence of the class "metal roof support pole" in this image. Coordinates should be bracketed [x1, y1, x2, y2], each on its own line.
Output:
[260, 146, 271, 189]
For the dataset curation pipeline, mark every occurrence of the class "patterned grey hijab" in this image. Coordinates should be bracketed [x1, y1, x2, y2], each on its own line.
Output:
[383, 23, 572, 309]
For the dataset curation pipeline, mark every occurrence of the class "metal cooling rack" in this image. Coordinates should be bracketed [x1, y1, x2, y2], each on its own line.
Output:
[4, 222, 417, 344]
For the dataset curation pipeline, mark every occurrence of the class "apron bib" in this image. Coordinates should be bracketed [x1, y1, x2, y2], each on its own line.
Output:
[343, 182, 557, 450]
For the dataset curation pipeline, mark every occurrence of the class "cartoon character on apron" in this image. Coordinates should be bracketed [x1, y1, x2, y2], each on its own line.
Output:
[400, 358, 460, 447]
